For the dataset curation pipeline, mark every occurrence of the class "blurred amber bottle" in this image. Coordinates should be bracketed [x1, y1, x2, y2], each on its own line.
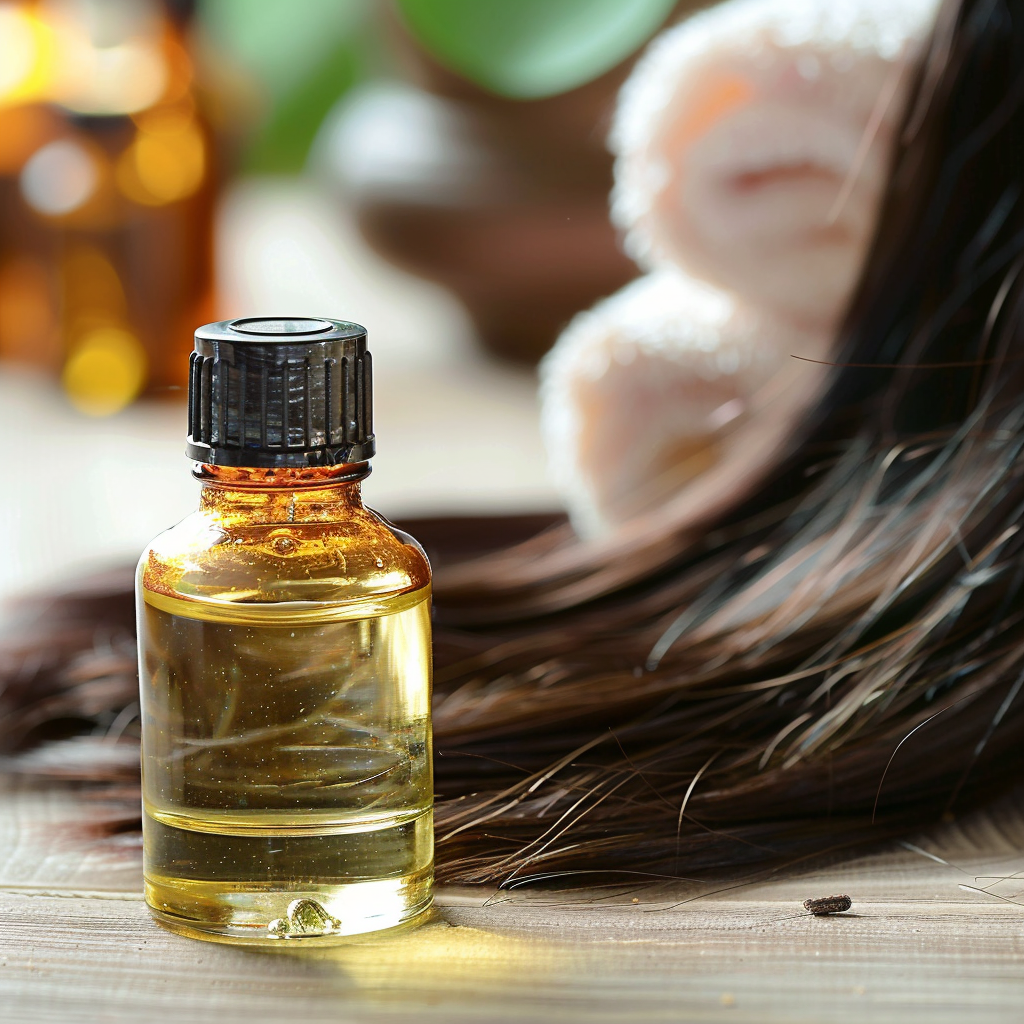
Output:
[0, 0, 217, 414]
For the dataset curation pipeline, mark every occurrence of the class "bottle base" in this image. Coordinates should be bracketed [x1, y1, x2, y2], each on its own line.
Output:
[145, 874, 433, 946]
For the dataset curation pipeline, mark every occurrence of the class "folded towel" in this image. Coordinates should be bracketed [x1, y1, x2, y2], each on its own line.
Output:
[541, 268, 829, 537]
[542, 0, 939, 537]
[611, 0, 937, 328]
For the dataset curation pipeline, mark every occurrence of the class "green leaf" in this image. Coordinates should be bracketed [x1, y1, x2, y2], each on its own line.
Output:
[199, 0, 367, 100]
[244, 40, 363, 174]
[198, 0, 373, 173]
[395, 0, 676, 99]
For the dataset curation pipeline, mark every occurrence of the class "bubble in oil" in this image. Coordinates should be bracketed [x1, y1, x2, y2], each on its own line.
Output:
[268, 899, 341, 938]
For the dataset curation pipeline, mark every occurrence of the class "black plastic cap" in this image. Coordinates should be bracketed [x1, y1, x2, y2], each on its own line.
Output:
[186, 317, 375, 468]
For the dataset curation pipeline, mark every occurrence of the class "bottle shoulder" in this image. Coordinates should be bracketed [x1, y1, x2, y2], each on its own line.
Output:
[139, 504, 430, 607]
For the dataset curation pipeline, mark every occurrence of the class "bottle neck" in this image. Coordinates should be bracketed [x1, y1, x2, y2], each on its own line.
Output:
[195, 463, 369, 523]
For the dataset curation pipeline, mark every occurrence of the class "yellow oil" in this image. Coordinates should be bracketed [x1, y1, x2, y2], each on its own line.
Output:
[138, 586, 433, 944]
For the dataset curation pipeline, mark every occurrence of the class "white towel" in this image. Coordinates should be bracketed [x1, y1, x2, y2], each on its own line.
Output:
[611, 0, 937, 328]
[541, 269, 830, 537]
[542, 0, 939, 537]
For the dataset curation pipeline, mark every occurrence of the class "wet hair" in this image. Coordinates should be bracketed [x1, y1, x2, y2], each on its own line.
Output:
[3, 0, 1024, 889]
[427, 0, 1024, 883]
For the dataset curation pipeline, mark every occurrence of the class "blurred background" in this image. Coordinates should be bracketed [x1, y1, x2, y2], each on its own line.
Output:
[0, 0, 695, 599]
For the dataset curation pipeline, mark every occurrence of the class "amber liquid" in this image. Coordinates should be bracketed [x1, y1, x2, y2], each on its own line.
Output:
[138, 587, 433, 943]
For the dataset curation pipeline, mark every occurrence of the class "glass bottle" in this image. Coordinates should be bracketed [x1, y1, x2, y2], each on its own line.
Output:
[136, 317, 433, 944]
[0, 0, 219, 412]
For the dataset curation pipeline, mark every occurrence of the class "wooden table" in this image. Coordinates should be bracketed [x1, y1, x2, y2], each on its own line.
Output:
[3, 777, 1023, 1023]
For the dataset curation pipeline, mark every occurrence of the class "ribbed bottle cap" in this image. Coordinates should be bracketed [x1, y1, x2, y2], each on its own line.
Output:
[186, 317, 375, 468]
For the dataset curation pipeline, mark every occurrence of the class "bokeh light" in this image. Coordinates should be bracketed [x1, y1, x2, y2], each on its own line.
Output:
[46, 0, 169, 116]
[19, 137, 99, 215]
[117, 107, 205, 205]
[62, 325, 148, 415]
[0, 5, 54, 105]
[62, 244, 127, 331]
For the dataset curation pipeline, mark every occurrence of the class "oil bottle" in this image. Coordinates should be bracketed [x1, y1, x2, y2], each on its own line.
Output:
[136, 317, 433, 944]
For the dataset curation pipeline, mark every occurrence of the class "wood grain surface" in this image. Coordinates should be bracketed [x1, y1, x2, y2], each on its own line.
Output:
[3, 777, 1024, 1023]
